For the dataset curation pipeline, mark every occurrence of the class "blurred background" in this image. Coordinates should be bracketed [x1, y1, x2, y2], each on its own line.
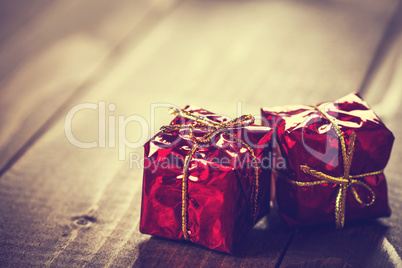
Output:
[0, 0, 401, 171]
[0, 0, 401, 266]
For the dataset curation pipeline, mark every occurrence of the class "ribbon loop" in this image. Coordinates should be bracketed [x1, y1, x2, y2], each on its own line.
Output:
[349, 180, 375, 207]
[162, 108, 259, 240]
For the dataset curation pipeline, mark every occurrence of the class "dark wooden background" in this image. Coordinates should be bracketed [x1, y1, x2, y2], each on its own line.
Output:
[0, 0, 401, 267]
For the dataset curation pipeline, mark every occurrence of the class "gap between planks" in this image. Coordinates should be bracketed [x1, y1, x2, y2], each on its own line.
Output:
[0, 0, 183, 179]
[280, 0, 402, 265]
[358, 0, 402, 96]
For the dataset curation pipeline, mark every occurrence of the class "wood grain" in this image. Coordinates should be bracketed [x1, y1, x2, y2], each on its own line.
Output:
[0, 0, 183, 174]
[364, 1, 402, 263]
[281, 1, 402, 267]
[0, 0, 400, 267]
[0, 0, 50, 45]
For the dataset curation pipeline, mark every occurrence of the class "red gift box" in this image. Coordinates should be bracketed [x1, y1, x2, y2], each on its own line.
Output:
[140, 106, 273, 253]
[261, 93, 394, 228]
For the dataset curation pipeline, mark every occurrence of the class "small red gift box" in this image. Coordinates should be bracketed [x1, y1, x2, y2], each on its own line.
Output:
[140, 106, 273, 253]
[261, 93, 394, 228]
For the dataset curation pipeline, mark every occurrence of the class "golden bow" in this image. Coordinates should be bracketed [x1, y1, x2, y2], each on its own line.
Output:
[161, 108, 260, 240]
[287, 106, 382, 229]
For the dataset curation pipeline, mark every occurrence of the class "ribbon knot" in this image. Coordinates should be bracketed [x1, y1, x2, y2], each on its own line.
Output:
[161, 108, 260, 240]
[162, 108, 255, 145]
[288, 106, 382, 229]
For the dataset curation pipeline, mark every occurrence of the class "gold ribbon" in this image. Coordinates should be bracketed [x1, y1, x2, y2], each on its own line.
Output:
[160, 108, 260, 240]
[287, 105, 383, 229]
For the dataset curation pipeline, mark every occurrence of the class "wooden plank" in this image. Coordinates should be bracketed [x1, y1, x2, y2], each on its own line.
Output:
[0, 0, 180, 173]
[0, 0, 51, 44]
[0, 0, 172, 81]
[364, 0, 402, 262]
[279, 222, 400, 268]
[281, 2, 402, 267]
[0, 0, 398, 266]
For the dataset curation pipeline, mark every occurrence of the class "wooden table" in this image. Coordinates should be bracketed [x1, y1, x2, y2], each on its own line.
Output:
[1, 0, 401, 267]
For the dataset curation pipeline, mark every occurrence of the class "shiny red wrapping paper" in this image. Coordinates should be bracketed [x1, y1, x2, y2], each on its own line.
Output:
[140, 106, 272, 253]
[261, 93, 394, 227]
